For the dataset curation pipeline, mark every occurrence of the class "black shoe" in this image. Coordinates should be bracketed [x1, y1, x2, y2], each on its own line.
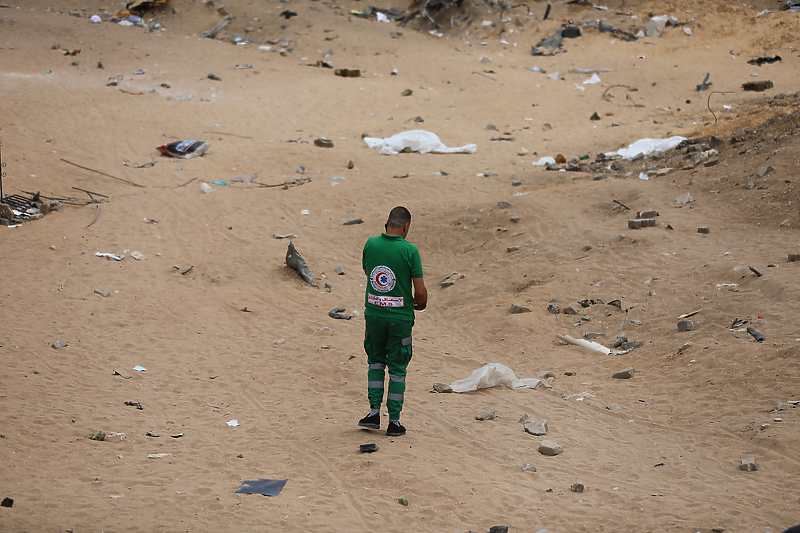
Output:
[358, 413, 380, 429]
[386, 421, 406, 437]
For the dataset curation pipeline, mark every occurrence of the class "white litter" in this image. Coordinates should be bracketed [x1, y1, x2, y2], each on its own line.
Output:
[90, 15, 102, 23]
[227, 419, 239, 427]
[376, 12, 390, 22]
[131, 251, 147, 261]
[583, 74, 602, 85]
[95, 252, 124, 261]
[604, 136, 686, 159]
[364, 130, 477, 155]
[449, 363, 550, 393]
[532, 157, 556, 167]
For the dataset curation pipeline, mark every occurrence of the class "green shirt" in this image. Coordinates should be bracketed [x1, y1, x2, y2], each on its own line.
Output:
[362, 233, 423, 319]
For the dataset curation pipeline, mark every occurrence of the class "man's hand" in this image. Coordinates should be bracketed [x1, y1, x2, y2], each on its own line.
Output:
[412, 277, 427, 311]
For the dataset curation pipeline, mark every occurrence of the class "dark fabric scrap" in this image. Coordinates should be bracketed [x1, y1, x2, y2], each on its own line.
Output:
[286, 241, 318, 287]
[235, 478, 288, 497]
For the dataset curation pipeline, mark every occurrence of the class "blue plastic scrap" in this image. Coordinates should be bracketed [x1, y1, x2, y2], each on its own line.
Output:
[235, 478, 288, 497]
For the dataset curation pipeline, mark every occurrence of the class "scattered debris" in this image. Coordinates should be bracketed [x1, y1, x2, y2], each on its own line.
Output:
[742, 80, 773, 92]
[124, 401, 143, 410]
[746, 327, 764, 343]
[449, 363, 549, 392]
[329, 307, 352, 320]
[440, 271, 465, 287]
[475, 406, 496, 420]
[286, 242, 317, 287]
[740, 457, 757, 472]
[157, 141, 210, 159]
[747, 56, 781, 66]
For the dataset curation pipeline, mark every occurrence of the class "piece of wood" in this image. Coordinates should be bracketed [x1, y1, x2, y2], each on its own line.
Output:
[61, 158, 144, 188]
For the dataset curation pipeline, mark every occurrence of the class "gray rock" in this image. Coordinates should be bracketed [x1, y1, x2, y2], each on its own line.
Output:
[562, 303, 581, 315]
[612, 334, 628, 348]
[570, 482, 585, 493]
[538, 370, 556, 379]
[612, 368, 634, 379]
[94, 288, 110, 298]
[538, 440, 563, 456]
[334, 266, 345, 275]
[519, 413, 532, 425]
[675, 192, 695, 204]
[48, 200, 62, 212]
[697, 227, 711, 234]
[740, 457, 757, 472]
[507, 245, 521, 253]
[313, 327, 330, 335]
[744, 176, 755, 190]
[630, 320, 643, 326]
[476, 406, 496, 420]
[52, 339, 67, 349]
[520, 463, 538, 472]
[606, 403, 622, 410]
[509, 216, 520, 222]
[524, 419, 548, 436]
[512, 180, 522, 186]
[497, 201, 511, 208]
[756, 165, 773, 178]
[677, 320, 695, 332]
[620, 340, 643, 352]
[547, 303, 560, 314]
[582, 244, 593, 252]
[433, 382, 453, 393]
[0, 203, 13, 220]
[510, 303, 532, 314]
[611, 160, 626, 171]
[583, 332, 605, 339]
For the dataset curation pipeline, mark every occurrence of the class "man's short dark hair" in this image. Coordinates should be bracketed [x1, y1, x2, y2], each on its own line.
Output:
[386, 206, 411, 228]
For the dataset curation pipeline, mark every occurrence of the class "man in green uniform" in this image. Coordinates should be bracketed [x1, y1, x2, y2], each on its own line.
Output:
[358, 206, 427, 437]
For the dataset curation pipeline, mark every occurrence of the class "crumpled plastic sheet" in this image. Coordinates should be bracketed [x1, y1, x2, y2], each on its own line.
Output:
[286, 241, 317, 287]
[605, 136, 686, 159]
[532, 156, 556, 167]
[363, 130, 477, 155]
[449, 363, 551, 393]
[235, 478, 288, 497]
[531, 29, 563, 56]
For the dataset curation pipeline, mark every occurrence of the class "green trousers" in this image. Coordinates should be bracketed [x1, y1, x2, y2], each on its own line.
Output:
[364, 315, 413, 420]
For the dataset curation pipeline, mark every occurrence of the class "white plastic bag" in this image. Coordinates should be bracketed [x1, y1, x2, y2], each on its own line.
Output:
[532, 156, 556, 167]
[364, 130, 477, 155]
[449, 363, 549, 393]
[605, 136, 685, 159]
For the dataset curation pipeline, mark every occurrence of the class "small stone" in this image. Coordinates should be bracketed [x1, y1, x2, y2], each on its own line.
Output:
[562, 303, 581, 315]
[489, 527, 509, 533]
[582, 244, 592, 252]
[0, 203, 13, 220]
[697, 227, 710, 234]
[612, 335, 628, 348]
[52, 339, 67, 349]
[583, 332, 605, 339]
[630, 320, 642, 326]
[538, 370, 556, 379]
[475, 406, 496, 420]
[509, 303, 531, 314]
[756, 165, 773, 178]
[507, 245, 521, 253]
[512, 180, 522, 186]
[612, 368, 635, 379]
[675, 192, 695, 204]
[334, 266, 345, 275]
[570, 482, 585, 493]
[520, 463, 537, 472]
[94, 288, 110, 297]
[677, 320, 695, 332]
[359, 443, 378, 453]
[744, 176, 755, 190]
[497, 201, 511, 208]
[740, 457, 757, 472]
[314, 327, 330, 335]
[518, 413, 532, 425]
[524, 419, 548, 436]
[509, 216, 520, 222]
[606, 403, 622, 410]
[273, 338, 286, 345]
[538, 440, 564, 456]
[547, 303, 560, 314]
[433, 382, 453, 393]
[314, 138, 334, 148]
[788, 253, 800, 263]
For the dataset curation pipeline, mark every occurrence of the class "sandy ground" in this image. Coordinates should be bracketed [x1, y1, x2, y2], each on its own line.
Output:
[1, 0, 800, 531]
